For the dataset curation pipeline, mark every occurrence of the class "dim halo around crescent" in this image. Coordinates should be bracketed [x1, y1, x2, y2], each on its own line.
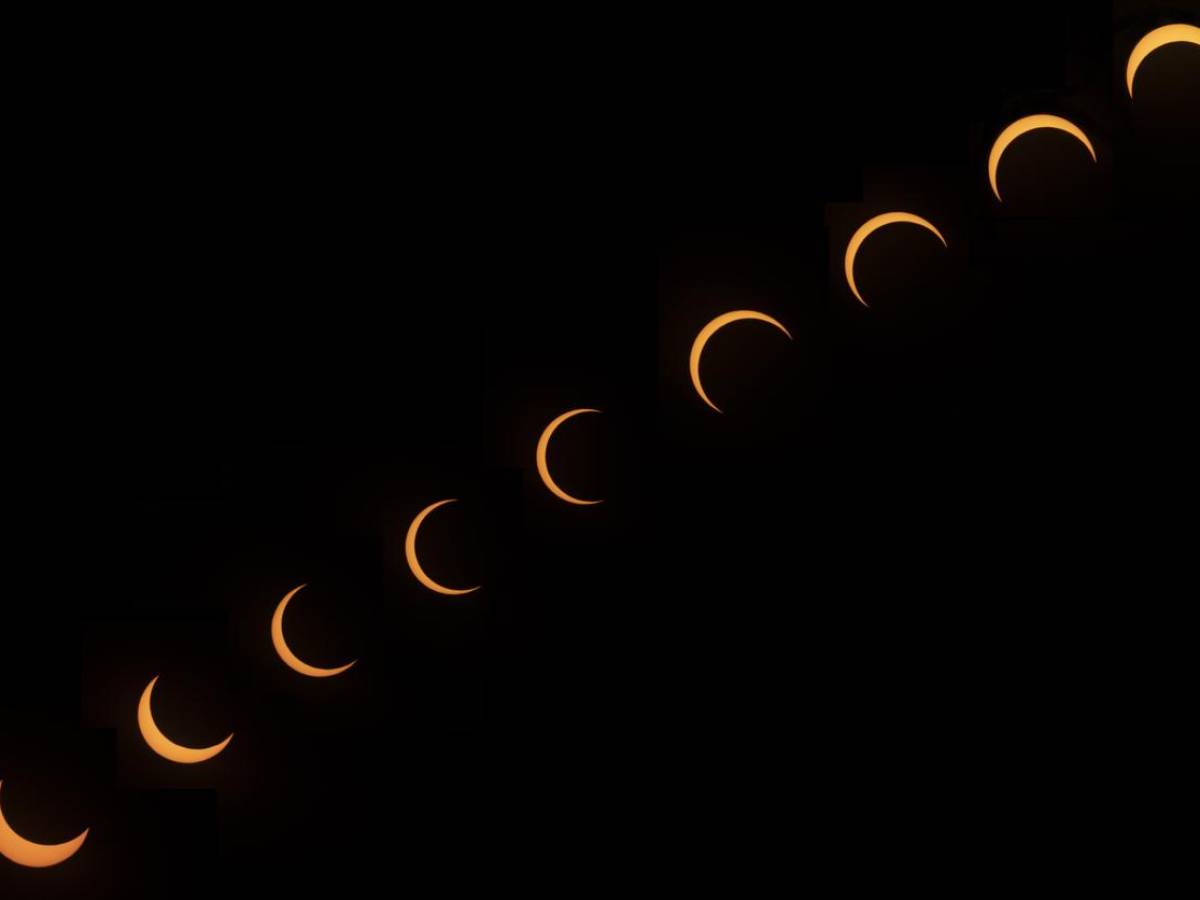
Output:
[0, 781, 89, 868]
[137, 675, 234, 764]
[689, 310, 793, 413]
[271, 584, 358, 677]
[843, 212, 948, 308]
[987, 114, 1097, 202]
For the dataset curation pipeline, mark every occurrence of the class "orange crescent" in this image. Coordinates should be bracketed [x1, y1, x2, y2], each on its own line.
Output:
[843, 212, 948, 308]
[987, 114, 1097, 202]
[535, 409, 603, 505]
[1126, 24, 1200, 98]
[271, 585, 357, 677]
[137, 676, 233, 764]
[0, 781, 88, 868]
[404, 499, 480, 596]
[689, 310, 792, 413]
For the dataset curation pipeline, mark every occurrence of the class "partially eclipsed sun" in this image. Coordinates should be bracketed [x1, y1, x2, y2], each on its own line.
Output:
[536, 409, 604, 505]
[844, 212, 948, 308]
[137, 676, 233, 764]
[0, 781, 89, 868]
[1126, 24, 1200, 98]
[689, 310, 792, 413]
[405, 499, 480, 596]
[988, 114, 1097, 202]
[271, 584, 358, 677]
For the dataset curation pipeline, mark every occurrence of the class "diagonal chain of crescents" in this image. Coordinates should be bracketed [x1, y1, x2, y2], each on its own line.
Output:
[1, 20, 1197, 871]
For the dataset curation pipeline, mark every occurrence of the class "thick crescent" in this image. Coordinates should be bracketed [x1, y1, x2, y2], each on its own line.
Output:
[405, 499, 480, 596]
[536, 409, 603, 505]
[844, 212, 948, 308]
[271, 585, 357, 677]
[689, 310, 792, 413]
[0, 781, 88, 868]
[1126, 24, 1200, 98]
[137, 676, 234, 764]
[987, 114, 1097, 202]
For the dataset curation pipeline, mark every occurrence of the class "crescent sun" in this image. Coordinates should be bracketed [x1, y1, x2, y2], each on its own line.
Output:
[1126, 24, 1200, 98]
[844, 212, 948, 308]
[987, 114, 1097, 202]
[689, 310, 792, 413]
[405, 499, 480, 596]
[0, 781, 88, 868]
[271, 584, 358, 677]
[536, 408, 603, 505]
[137, 676, 234, 764]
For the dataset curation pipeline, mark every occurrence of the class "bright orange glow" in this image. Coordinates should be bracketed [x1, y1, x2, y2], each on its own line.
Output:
[843, 212, 947, 308]
[1126, 24, 1200, 97]
[271, 585, 357, 678]
[137, 676, 233, 764]
[404, 499, 480, 596]
[0, 781, 88, 868]
[688, 310, 792, 413]
[987, 114, 1097, 202]
[535, 409, 603, 505]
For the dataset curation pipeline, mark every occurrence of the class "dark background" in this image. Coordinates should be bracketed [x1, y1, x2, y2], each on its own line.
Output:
[3, 1, 1196, 894]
